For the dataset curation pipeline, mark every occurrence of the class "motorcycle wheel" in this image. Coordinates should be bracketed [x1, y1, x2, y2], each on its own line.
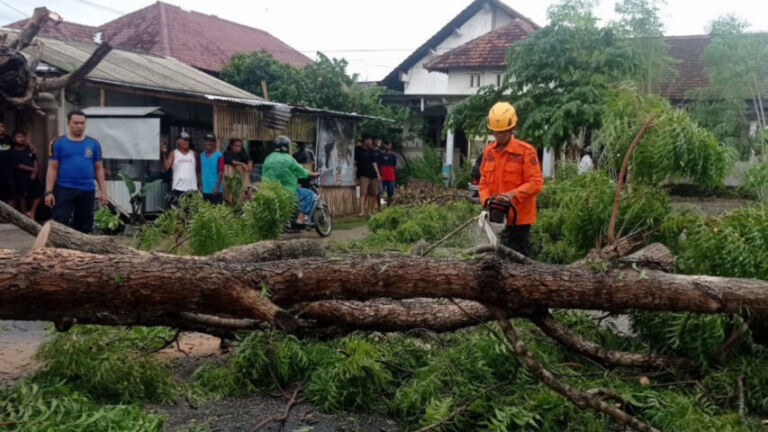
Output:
[313, 204, 333, 237]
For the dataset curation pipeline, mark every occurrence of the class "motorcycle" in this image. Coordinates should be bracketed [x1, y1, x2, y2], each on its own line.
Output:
[248, 176, 333, 237]
[289, 175, 333, 237]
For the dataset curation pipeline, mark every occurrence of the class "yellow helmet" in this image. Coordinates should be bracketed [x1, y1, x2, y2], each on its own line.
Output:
[487, 102, 518, 132]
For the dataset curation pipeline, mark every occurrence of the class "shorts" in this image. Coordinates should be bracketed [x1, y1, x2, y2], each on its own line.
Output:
[0, 176, 14, 202]
[14, 175, 43, 200]
[381, 180, 395, 197]
[359, 176, 378, 197]
[203, 193, 223, 205]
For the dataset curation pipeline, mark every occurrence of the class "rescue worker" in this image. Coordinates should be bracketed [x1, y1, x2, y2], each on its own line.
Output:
[478, 102, 543, 256]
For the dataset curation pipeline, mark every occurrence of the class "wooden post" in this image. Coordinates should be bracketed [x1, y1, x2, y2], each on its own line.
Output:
[261, 80, 270, 101]
[99, 88, 106, 107]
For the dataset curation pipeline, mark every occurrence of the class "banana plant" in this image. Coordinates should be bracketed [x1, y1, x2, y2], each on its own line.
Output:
[118, 172, 163, 224]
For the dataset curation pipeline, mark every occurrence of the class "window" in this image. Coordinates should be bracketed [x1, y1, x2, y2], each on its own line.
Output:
[469, 73, 482, 88]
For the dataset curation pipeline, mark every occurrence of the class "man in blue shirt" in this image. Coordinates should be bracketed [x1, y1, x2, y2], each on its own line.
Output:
[200, 133, 224, 204]
[44, 110, 108, 233]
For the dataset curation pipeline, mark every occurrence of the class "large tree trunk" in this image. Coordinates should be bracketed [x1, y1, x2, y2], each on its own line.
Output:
[2, 247, 767, 333]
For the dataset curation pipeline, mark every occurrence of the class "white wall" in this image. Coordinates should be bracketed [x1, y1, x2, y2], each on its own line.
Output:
[446, 70, 505, 95]
[402, 5, 515, 95]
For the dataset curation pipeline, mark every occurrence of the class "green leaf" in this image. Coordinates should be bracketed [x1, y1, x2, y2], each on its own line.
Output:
[118, 171, 136, 196]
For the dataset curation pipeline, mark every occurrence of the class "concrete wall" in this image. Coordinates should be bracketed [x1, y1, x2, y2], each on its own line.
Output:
[446, 69, 505, 95]
[402, 5, 514, 95]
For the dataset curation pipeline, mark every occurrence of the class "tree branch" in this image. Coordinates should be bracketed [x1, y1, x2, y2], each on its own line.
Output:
[607, 119, 654, 244]
[492, 310, 659, 432]
[529, 312, 695, 369]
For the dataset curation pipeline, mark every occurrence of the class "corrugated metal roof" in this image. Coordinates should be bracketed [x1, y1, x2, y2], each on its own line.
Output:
[82, 106, 164, 116]
[13, 33, 265, 101]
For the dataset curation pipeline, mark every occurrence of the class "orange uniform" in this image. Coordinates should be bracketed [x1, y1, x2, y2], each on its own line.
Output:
[478, 138, 543, 226]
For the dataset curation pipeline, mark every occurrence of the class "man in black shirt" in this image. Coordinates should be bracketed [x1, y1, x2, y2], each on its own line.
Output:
[354, 134, 380, 217]
[0, 121, 14, 206]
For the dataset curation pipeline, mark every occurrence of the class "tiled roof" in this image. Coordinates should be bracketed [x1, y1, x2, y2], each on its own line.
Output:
[5, 19, 98, 42]
[3, 31, 266, 102]
[425, 19, 534, 72]
[4, 1, 311, 72]
[380, 0, 539, 91]
[654, 35, 711, 100]
[99, 2, 311, 72]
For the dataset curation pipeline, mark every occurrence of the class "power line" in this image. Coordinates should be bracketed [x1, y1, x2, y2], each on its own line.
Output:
[67, 0, 125, 16]
[0, 0, 28, 19]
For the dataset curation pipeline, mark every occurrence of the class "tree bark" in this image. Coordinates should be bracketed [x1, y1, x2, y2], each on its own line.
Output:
[2, 248, 768, 331]
[33, 220, 139, 255]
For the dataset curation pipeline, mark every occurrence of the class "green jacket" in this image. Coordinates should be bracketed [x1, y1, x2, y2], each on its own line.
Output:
[262, 151, 309, 190]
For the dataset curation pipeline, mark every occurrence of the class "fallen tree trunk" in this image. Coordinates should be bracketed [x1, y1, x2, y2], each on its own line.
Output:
[2, 248, 767, 331]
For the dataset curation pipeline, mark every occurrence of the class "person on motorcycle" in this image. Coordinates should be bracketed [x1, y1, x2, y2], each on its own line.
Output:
[478, 102, 543, 256]
[262, 135, 319, 224]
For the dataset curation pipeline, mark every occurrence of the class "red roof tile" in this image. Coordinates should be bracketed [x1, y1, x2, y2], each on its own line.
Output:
[5, 1, 311, 72]
[426, 19, 534, 72]
[6, 19, 97, 43]
[99, 2, 311, 72]
[654, 35, 711, 100]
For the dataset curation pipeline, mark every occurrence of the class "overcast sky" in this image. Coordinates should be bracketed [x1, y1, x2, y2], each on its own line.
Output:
[2, 0, 767, 81]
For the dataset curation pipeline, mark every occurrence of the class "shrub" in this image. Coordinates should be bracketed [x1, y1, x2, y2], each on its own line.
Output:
[357, 201, 480, 250]
[741, 161, 768, 200]
[406, 144, 442, 184]
[532, 171, 671, 263]
[138, 181, 294, 255]
[0, 380, 164, 432]
[34, 326, 179, 404]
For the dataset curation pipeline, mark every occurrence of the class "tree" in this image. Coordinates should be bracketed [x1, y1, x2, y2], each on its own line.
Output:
[699, 16, 768, 150]
[593, 86, 732, 187]
[446, 0, 637, 154]
[612, 0, 673, 94]
[222, 51, 403, 140]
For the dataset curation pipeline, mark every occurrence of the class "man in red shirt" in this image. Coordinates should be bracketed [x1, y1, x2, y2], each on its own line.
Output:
[379, 140, 397, 206]
[478, 102, 543, 255]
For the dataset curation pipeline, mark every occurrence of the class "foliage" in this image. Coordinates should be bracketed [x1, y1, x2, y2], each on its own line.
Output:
[446, 0, 637, 151]
[687, 91, 757, 161]
[630, 312, 730, 366]
[34, 325, 179, 404]
[351, 201, 479, 251]
[221, 51, 403, 141]
[240, 179, 296, 241]
[137, 182, 294, 255]
[0, 380, 164, 432]
[188, 203, 239, 256]
[117, 171, 163, 223]
[612, 0, 673, 94]
[532, 170, 670, 263]
[403, 144, 442, 184]
[657, 203, 768, 279]
[685, 15, 768, 160]
[93, 207, 123, 234]
[740, 162, 768, 200]
[701, 16, 768, 132]
[593, 86, 732, 187]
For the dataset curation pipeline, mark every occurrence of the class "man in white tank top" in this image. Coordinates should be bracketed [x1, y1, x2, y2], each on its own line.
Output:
[161, 133, 198, 205]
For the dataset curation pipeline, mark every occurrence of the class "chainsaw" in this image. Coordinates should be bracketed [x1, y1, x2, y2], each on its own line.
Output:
[478, 194, 517, 247]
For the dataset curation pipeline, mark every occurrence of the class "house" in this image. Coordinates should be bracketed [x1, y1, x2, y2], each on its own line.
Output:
[0, 30, 369, 216]
[427, 29, 768, 139]
[379, 0, 538, 178]
[7, 1, 311, 74]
